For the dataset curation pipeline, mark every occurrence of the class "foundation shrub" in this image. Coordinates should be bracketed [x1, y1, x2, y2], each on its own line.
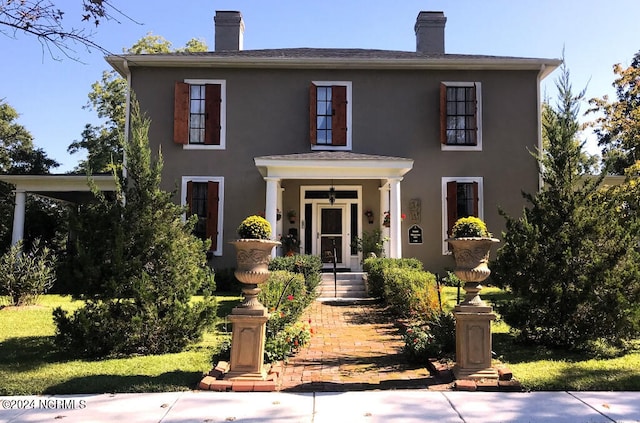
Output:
[402, 311, 456, 363]
[383, 267, 439, 319]
[259, 270, 315, 361]
[269, 255, 322, 293]
[363, 257, 423, 298]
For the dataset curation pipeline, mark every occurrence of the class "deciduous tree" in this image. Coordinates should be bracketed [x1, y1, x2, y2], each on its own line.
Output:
[0, 100, 63, 253]
[69, 34, 208, 173]
[587, 51, 640, 175]
[0, 0, 131, 59]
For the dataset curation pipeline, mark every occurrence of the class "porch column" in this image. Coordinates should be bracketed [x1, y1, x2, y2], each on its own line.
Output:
[11, 190, 26, 245]
[389, 178, 402, 258]
[379, 184, 391, 257]
[264, 177, 280, 251]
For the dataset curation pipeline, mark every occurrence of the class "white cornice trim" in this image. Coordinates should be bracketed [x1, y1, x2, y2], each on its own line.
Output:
[0, 175, 117, 192]
[106, 54, 562, 78]
[254, 157, 414, 179]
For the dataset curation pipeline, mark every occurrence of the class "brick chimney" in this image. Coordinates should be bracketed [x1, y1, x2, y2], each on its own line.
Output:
[214, 11, 244, 51]
[414, 11, 446, 54]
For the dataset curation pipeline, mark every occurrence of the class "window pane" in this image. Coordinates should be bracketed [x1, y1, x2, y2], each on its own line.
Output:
[317, 129, 327, 144]
[317, 86, 327, 101]
[191, 99, 203, 114]
[456, 183, 475, 218]
[318, 116, 327, 130]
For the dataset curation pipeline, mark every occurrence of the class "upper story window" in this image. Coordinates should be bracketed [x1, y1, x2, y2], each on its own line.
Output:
[442, 176, 483, 253]
[310, 81, 352, 150]
[174, 79, 226, 150]
[440, 82, 482, 151]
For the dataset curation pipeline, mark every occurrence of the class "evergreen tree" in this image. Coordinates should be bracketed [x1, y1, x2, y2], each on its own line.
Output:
[54, 98, 217, 357]
[492, 63, 640, 350]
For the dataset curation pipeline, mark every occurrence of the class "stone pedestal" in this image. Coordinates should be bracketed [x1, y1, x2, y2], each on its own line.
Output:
[453, 305, 498, 380]
[447, 237, 500, 380]
[225, 239, 279, 382]
[226, 311, 269, 380]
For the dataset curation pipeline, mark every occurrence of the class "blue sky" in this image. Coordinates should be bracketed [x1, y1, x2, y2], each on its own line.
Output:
[1, 0, 639, 173]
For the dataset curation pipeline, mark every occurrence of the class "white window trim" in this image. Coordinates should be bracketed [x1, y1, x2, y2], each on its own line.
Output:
[441, 176, 484, 255]
[441, 81, 482, 152]
[311, 80, 353, 151]
[182, 79, 226, 150]
[181, 176, 225, 256]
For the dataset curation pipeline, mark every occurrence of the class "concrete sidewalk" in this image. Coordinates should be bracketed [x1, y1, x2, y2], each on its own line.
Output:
[1, 390, 638, 422]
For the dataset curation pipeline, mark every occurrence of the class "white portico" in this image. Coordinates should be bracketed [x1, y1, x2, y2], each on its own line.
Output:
[254, 152, 413, 265]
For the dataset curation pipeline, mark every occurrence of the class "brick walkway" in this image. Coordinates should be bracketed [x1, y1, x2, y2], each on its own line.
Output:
[277, 300, 453, 392]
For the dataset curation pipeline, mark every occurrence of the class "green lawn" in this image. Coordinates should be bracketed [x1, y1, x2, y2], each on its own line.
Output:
[1, 290, 639, 394]
[0, 295, 240, 395]
[441, 286, 640, 391]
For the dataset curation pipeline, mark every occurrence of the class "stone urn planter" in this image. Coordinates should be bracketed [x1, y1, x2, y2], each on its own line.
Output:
[446, 237, 499, 308]
[231, 215, 280, 313]
[231, 238, 280, 311]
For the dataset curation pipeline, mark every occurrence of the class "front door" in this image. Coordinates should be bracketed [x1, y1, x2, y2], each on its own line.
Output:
[318, 206, 345, 267]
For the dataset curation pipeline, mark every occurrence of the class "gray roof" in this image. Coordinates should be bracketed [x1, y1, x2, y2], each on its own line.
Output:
[106, 47, 562, 78]
[255, 151, 411, 161]
[130, 48, 531, 61]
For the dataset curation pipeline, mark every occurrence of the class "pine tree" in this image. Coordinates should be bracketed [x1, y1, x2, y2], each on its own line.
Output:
[54, 98, 217, 357]
[492, 63, 640, 350]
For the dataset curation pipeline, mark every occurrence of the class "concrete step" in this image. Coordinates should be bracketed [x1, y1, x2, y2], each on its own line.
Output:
[317, 272, 370, 300]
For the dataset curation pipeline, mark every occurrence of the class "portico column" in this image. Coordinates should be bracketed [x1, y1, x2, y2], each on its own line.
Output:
[388, 178, 402, 258]
[11, 190, 26, 246]
[264, 177, 280, 245]
[379, 184, 390, 257]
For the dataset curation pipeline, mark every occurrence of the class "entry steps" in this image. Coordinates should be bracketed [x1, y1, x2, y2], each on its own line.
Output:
[317, 272, 375, 302]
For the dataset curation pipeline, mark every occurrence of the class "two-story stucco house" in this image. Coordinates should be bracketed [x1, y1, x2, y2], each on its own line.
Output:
[105, 10, 560, 273]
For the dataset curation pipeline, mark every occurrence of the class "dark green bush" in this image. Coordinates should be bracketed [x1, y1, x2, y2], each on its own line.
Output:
[363, 257, 423, 298]
[53, 298, 216, 357]
[383, 267, 439, 319]
[269, 254, 322, 293]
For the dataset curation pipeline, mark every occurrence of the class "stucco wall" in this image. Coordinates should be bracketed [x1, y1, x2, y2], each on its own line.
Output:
[130, 66, 542, 273]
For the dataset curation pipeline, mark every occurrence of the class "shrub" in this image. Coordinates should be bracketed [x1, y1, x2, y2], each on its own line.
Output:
[269, 255, 322, 293]
[264, 320, 312, 362]
[402, 325, 437, 363]
[439, 271, 462, 287]
[237, 215, 272, 240]
[383, 267, 439, 319]
[351, 228, 387, 258]
[53, 298, 216, 357]
[451, 216, 491, 238]
[259, 271, 310, 338]
[363, 257, 423, 298]
[258, 270, 316, 362]
[401, 311, 456, 363]
[0, 240, 56, 306]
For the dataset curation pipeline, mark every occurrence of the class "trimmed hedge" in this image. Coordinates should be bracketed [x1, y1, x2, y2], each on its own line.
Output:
[383, 267, 440, 319]
[269, 255, 322, 293]
[363, 257, 423, 298]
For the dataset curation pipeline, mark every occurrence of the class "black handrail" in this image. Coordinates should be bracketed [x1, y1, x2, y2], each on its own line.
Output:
[332, 238, 337, 297]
